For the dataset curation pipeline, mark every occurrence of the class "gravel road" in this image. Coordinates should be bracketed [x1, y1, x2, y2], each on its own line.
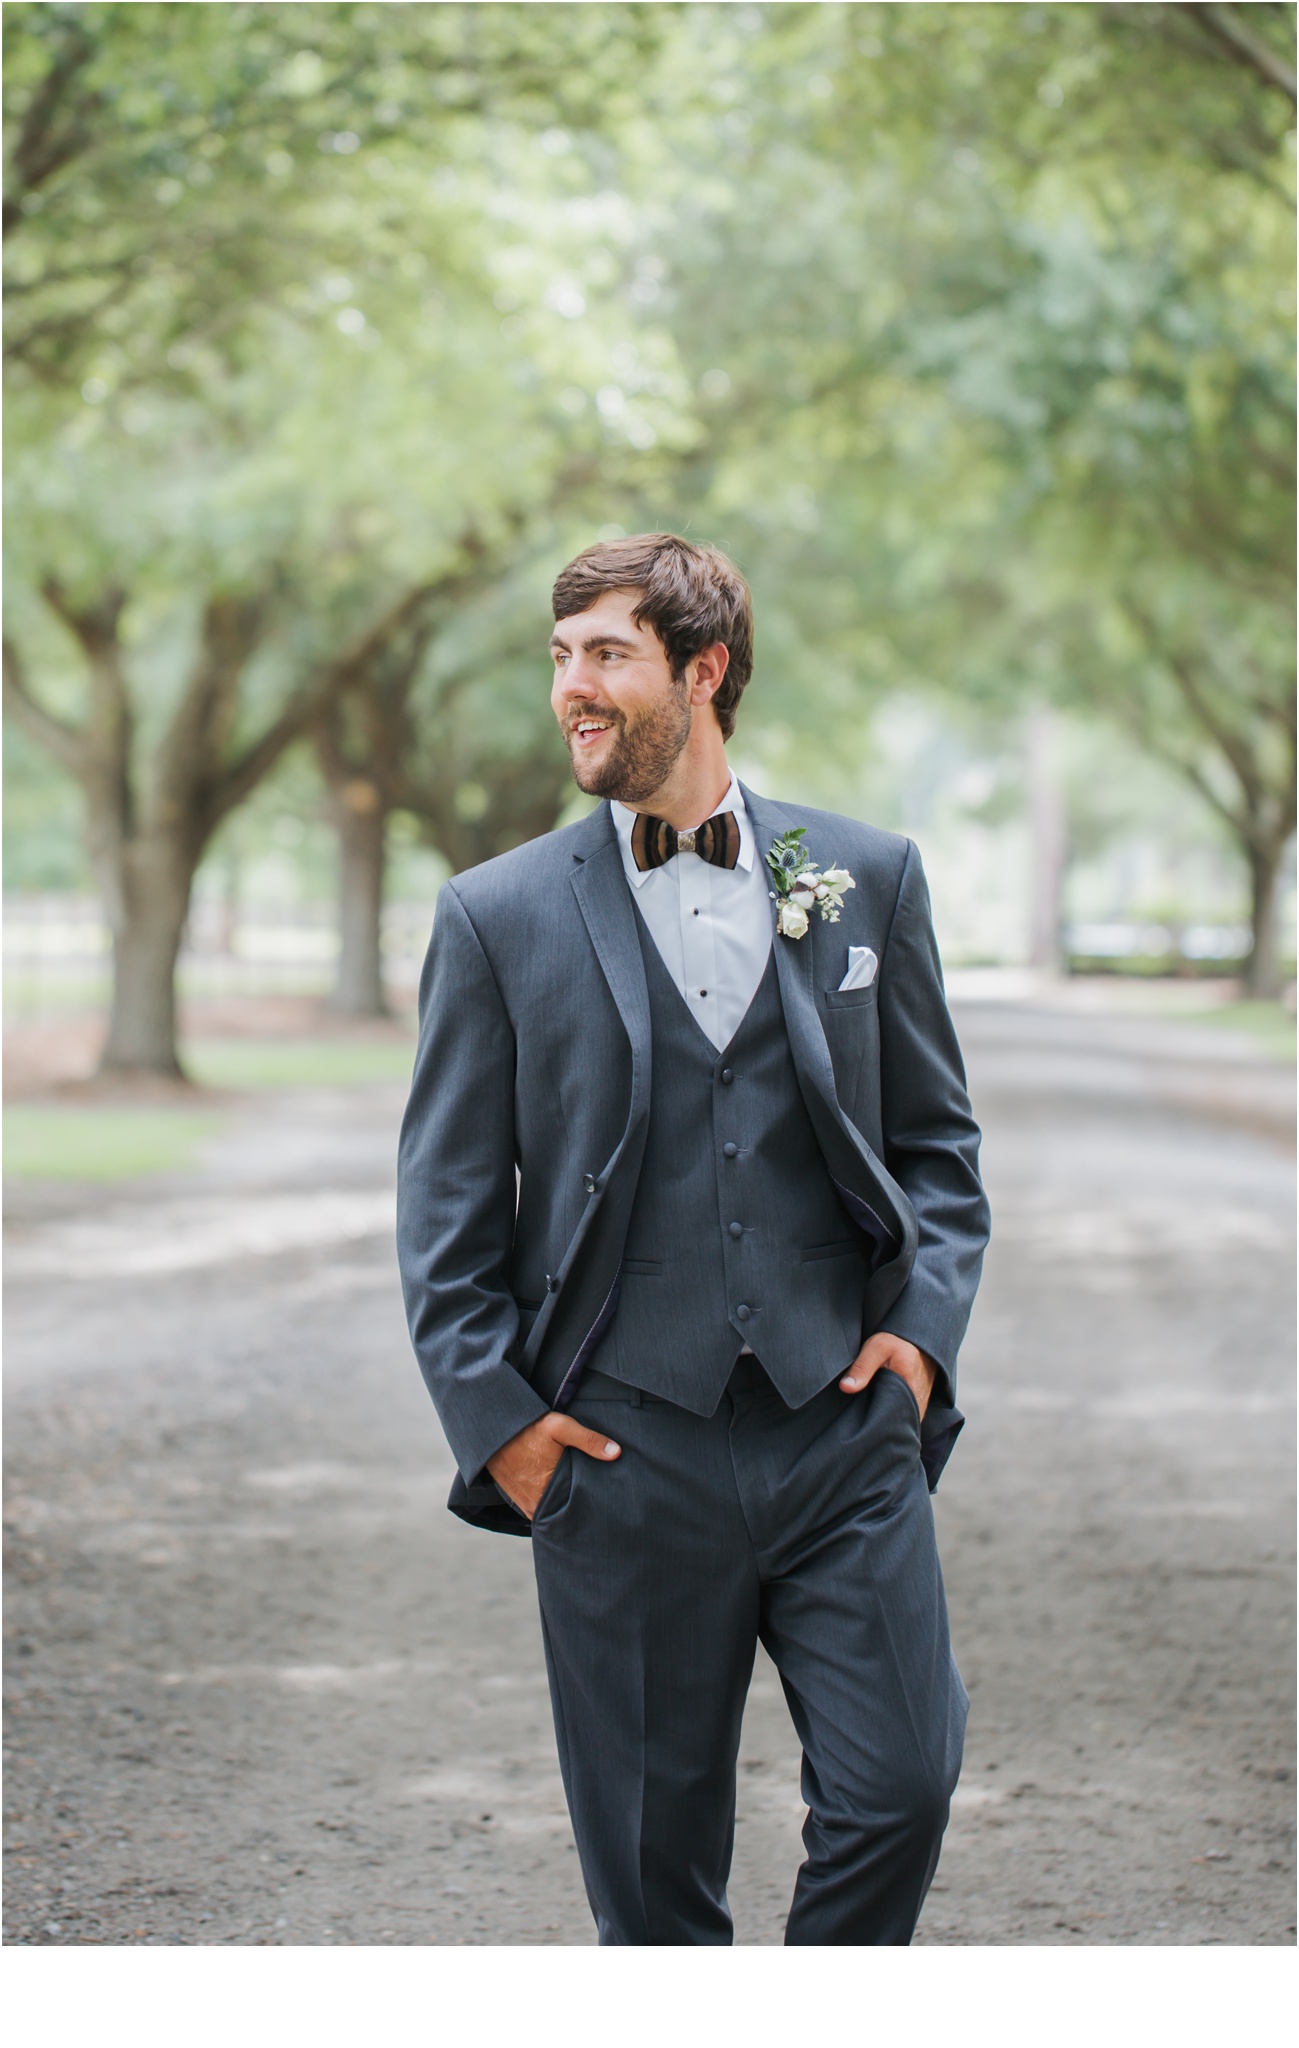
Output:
[4, 1001, 1294, 1945]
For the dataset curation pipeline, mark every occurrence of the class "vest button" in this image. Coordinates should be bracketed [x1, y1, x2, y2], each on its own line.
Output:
[735, 1303, 751, 1321]
[582, 1174, 596, 1193]
[546, 1274, 560, 1293]
[728, 1221, 744, 1238]
[722, 1142, 738, 1159]
[720, 1068, 734, 1084]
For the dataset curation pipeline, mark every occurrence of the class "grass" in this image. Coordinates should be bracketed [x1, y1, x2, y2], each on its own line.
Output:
[1181, 1001, 1297, 1063]
[4, 1105, 226, 1182]
[4, 1034, 415, 1182]
[182, 1036, 414, 1089]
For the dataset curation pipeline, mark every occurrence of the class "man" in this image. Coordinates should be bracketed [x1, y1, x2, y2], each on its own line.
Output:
[397, 534, 989, 1946]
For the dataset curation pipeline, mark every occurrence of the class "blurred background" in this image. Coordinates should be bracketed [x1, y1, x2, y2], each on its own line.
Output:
[4, 2, 1295, 1949]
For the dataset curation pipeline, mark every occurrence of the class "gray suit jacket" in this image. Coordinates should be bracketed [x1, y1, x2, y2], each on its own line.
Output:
[397, 787, 990, 1534]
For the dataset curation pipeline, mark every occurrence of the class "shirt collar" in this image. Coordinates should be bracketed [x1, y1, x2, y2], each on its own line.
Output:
[613, 771, 754, 887]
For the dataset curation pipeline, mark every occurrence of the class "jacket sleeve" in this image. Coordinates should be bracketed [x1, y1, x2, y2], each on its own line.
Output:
[874, 840, 990, 1405]
[396, 880, 550, 1485]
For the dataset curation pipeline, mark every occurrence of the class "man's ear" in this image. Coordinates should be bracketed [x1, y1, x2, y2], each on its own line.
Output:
[688, 642, 730, 706]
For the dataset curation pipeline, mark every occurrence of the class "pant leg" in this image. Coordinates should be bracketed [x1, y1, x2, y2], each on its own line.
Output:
[530, 1387, 761, 1946]
[732, 1364, 968, 1946]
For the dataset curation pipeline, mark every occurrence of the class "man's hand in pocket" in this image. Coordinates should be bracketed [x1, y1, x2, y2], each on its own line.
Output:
[839, 1332, 937, 1419]
[487, 1413, 622, 1520]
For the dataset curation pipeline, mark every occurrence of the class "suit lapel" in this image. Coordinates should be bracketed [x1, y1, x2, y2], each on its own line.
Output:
[741, 784, 918, 1272]
[568, 803, 651, 1126]
[742, 784, 834, 1105]
[518, 806, 652, 1384]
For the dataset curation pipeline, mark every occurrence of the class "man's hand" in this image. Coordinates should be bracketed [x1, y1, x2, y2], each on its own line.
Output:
[840, 1332, 938, 1420]
[486, 1412, 622, 1521]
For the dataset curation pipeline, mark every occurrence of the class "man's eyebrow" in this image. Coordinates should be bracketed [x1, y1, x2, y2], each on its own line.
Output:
[548, 629, 639, 653]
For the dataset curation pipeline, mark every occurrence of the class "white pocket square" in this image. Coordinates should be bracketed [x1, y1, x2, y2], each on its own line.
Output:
[837, 946, 878, 992]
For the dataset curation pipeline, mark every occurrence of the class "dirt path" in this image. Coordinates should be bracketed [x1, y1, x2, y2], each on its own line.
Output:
[3, 1007, 1294, 1945]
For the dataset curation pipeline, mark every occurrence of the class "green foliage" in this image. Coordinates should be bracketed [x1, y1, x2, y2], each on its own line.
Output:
[4, 0, 665, 389]
[4, 2, 1295, 991]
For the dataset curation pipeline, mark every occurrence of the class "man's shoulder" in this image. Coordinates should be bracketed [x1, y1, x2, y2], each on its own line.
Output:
[444, 809, 602, 918]
[747, 790, 912, 879]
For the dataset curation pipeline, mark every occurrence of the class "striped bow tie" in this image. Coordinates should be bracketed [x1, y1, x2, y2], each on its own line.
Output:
[630, 809, 742, 873]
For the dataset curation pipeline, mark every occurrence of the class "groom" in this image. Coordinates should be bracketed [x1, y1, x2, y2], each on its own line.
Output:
[397, 533, 989, 1945]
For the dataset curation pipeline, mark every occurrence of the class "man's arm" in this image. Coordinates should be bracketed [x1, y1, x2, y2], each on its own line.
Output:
[396, 881, 553, 1486]
[848, 839, 990, 1412]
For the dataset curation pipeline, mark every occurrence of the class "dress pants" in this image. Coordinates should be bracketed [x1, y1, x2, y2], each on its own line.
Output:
[528, 1354, 968, 1946]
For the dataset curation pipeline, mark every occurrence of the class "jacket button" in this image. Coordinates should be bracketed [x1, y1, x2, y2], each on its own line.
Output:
[546, 1274, 560, 1293]
[722, 1142, 738, 1159]
[728, 1221, 744, 1238]
[582, 1174, 596, 1193]
[735, 1303, 751, 1321]
[720, 1068, 734, 1084]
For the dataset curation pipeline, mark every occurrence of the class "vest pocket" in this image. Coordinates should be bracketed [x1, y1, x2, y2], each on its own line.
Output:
[620, 1258, 664, 1276]
[800, 1239, 861, 1263]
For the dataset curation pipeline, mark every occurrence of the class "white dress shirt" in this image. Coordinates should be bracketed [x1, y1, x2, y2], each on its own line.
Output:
[612, 772, 774, 1054]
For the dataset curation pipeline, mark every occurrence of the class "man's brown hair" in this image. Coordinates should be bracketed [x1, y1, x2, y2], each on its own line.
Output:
[551, 533, 754, 740]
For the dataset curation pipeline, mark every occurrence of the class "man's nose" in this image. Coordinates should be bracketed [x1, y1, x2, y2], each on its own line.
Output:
[556, 658, 600, 703]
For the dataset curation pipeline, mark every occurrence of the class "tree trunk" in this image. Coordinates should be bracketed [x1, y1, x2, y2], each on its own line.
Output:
[1243, 835, 1287, 1000]
[327, 780, 390, 1017]
[99, 837, 197, 1076]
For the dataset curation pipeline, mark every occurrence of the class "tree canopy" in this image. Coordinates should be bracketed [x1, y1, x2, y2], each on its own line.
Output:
[5, 2, 1294, 1071]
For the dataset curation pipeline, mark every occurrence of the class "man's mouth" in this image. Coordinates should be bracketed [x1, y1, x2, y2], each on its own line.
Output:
[569, 715, 616, 748]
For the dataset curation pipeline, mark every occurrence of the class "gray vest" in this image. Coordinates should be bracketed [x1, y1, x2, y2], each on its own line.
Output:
[599, 914, 869, 1413]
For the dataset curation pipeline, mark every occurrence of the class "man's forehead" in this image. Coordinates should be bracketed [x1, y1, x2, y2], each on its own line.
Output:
[549, 589, 648, 644]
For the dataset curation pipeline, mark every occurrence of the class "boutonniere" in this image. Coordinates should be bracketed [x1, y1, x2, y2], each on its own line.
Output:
[765, 828, 856, 940]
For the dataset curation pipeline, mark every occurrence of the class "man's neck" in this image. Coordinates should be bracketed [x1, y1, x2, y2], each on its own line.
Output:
[621, 736, 733, 831]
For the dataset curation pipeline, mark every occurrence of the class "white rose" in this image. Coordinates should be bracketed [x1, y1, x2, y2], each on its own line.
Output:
[821, 867, 855, 893]
[777, 899, 810, 939]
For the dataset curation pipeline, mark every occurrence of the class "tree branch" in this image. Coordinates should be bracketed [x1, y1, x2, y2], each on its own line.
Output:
[39, 579, 135, 824]
[2, 636, 89, 780]
[204, 676, 334, 829]
[203, 577, 445, 830]
[1181, 4, 1298, 106]
[3, 19, 101, 237]
[1121, 598, 1273, 819]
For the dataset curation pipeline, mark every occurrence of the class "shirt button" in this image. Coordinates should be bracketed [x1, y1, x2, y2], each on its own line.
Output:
[692, 908, 700, 917]
[735, 1303, 751, 1321]
[722, 1142, 738, 1159]
[728, 1222, 744, 1239]
[582, 1174, 596, 1193]
[721, 1069, 734, 1084]
[699, 989, 708, 998]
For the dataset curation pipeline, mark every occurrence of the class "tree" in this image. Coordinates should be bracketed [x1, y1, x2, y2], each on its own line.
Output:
[4, 1, 664, 386]
[4, 3, 690, 1066]
[7, 2, 1294, 1025]
[308, 545, 494, 1017]
[5, 572, 383, 1071]
[310, 546, 579, 1014]
[608, 1, 1295, 985]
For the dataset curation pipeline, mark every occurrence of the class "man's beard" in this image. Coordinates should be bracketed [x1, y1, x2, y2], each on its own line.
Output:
[562, 677, 693, 803]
